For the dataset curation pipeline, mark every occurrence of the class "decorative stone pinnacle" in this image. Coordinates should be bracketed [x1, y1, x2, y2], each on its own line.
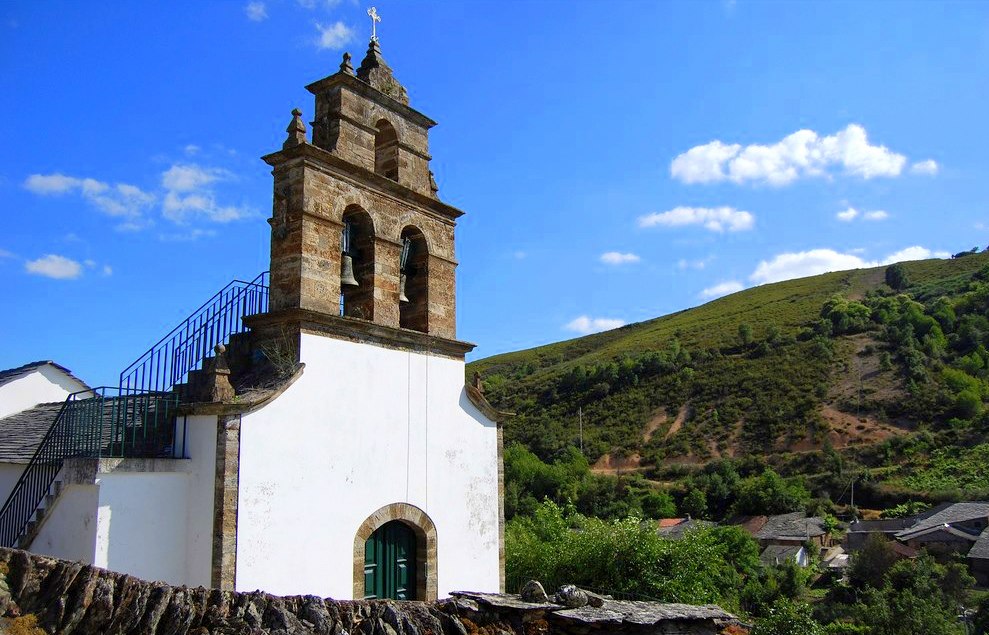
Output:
[283, 108, 307, 149]
[367, 6, 381, 42]
[340, 52, 355, 75]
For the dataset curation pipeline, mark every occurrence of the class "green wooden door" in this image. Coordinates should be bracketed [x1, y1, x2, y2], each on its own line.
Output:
[364, 520, 417, 600]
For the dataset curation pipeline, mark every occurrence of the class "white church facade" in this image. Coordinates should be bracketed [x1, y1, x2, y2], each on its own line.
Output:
[0, 33, 505, 601]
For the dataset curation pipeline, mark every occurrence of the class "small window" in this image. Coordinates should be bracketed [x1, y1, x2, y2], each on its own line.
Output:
[374, 119, 399, 181]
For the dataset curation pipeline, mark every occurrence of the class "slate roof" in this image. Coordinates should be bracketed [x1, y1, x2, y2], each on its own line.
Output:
[760, 544, 804, 566]
[0, 402, 62, 463]
[847, 518, 915, 533]
[895, 502, 989, 540]
[657, 518, 715, 539]
[755, 512, 827, 541]
[969, 529, 989, 561]
[0, 360, 88, 390]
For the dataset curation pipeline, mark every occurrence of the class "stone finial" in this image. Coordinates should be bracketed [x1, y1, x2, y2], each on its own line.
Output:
[429, 170, 439, 197]
[205, 344, 235, 403]
[356, 38, 409, 105]
[473, 371, 484, 393]
[283, 108, 307, 149]
[339, 52, 355, 75]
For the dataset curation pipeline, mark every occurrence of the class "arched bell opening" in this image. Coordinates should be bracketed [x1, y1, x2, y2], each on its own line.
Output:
[399, 226, 428, 333]
[340, 207, 375, 321]
[353, 503, 437, 601]
[374, 119, 399, 181]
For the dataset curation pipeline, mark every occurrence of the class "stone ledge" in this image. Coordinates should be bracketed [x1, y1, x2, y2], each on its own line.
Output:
[62, 457, 192, 485]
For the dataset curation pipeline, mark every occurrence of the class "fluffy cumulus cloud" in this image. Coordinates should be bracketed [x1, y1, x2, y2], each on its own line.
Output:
[750, 246, 951, 285]
[671, 124, 911, 186]
[314, 21, 354, 49]
[700, 281, 744, 299]
[245, 1, 267, 21]
[600, 251, 640, 265]
[161, 164, 251, 224]
[24, 254, 83, 280]
[836, 207, 889, 222]
[638, 206, 754, 233]
[911, 159, 939, 175]
[564, 316, 626, 335]
[24, 173, 155, 227]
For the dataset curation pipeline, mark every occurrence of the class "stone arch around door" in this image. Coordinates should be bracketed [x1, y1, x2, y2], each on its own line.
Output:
[354, 503, 437, 601]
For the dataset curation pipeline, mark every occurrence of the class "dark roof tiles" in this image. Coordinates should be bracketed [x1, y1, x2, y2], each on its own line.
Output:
[0, 402, 62, 463]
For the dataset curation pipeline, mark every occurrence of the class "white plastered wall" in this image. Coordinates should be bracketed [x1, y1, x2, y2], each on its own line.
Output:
[27, 415, 217, 587]
[0, 463, 25, 506]
[235, 332, 501, 598]
[0, 365, 89, 419]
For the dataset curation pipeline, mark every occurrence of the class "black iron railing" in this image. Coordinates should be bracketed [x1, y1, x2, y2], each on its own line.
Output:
[0, 387, 179, 548]
[119, 271, 269, 394]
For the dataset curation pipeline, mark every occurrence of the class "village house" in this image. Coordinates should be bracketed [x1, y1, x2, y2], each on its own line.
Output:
[0, 33, 505, 602]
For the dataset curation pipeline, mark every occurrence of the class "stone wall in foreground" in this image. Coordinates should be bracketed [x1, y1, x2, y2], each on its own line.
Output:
[0, 548, 740, 635]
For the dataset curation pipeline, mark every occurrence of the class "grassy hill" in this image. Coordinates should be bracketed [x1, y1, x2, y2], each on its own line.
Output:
[469, 251, 989, 511]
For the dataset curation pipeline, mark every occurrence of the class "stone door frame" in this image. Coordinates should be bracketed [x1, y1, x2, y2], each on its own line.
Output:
[354, 502, 437, 601]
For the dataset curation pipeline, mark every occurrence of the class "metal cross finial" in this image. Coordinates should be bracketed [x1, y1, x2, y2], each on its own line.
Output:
[367, 6, 381, 42]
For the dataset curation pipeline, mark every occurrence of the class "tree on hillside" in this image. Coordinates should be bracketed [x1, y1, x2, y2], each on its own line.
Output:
[739, 323, 754, 346]
[732, 469, 810, 516]
[885, 263, 910, 290]
[848, 533, 898, 590]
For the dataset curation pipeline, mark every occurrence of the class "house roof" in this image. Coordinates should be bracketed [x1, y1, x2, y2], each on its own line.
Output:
[969, 529, 989, 561]
[0, 360, 88, 390]
[755, 512, 827, 540]
[760, 544, 804, 565]
[899, 523, 981, 543]
[657, 518, 685, 528]
[847, 518, 916, 533]
[895, 502, 989, 540]
[657, 518, 715, 539]
[0, 402, 62, 463]
[890, 541, 919, 559]
[729, 515, 769, 535]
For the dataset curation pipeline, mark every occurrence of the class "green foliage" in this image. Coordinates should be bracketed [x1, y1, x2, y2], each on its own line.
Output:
[880, 500, 930, 518]
[506, 500, 765, 612]
[886, 263, 911, 291]
[848, 533, 899, 590]
[732, 469, 811, 516]
[751, 599, 825, 635]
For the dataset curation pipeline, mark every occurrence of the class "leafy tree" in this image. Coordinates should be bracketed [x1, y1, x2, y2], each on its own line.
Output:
[886, 263, 911, 290]
[849, 533, 898, 590]
[751, 599, 825, 635]
[732, 469, 810, 516]
[682, 488, 708, 518]
[739, 323, 754, 346]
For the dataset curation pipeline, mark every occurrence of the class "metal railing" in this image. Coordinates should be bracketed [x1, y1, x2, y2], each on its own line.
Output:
[119, 271, 269, 394]
[0, 387, 179, 547]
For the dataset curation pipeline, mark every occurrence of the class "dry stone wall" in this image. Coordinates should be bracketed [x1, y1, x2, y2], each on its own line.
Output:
[0, 548, 739, 635]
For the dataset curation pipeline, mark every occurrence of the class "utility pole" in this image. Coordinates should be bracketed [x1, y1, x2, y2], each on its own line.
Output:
[578, 407, 584, 454]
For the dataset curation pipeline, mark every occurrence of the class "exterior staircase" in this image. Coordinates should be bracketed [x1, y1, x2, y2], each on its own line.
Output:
[0, 272, 269, 549]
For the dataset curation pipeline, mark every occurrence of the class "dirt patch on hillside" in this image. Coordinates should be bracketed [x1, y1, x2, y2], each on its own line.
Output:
[591, 452, 647, 475]
[642, 409, 667, 443]
[664, 403, 691, 440]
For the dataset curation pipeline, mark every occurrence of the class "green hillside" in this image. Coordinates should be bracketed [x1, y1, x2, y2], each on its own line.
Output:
[470, 251, 989, 512]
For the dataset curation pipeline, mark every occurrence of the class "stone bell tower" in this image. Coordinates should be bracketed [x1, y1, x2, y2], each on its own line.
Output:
[253, 37, 469, 359]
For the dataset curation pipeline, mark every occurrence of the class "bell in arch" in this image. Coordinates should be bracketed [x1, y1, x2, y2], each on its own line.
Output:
[398, 272, 410, 303]
[341, 253, 359, 287]
[340, 220, 359, 287]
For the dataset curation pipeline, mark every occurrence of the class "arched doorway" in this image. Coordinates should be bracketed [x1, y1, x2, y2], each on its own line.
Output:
[353, 503, 437, 600]
[363, 520, 416, 600]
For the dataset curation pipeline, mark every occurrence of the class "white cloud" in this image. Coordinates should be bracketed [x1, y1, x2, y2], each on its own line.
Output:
[638, 206, 754, 233]
[0, 248, 15, 259]
[836, 207, 858, 222]
[184, 144, 201, 156]
[750, 246, 950, 285]
[564, 316, 626, 335]
[863, 210, 889, 221]
[678, 256, 714, 270]
[700, 281, 744, 299]
[245, 1, 268, 21]
[671, 124, 909, 186]
[24, 173, 155, 223]
[159, 228, 218, 242]
[600, 251, 640, 265]
[911, 159, 939, 175]
[314, 21, 355, 50]
[25, 254, 83, 280]
[160, 164, 251, 224]
[298, 0, 343, 8]
[102, 265, 113, 276]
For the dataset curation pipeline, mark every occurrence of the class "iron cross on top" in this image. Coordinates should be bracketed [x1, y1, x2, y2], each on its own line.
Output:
[368, 7, 381, 42]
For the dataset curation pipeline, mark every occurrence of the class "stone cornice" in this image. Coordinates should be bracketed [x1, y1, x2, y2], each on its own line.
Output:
[262, 143, 464, 222]
[465, 384, 513, 424]
[305, 72, 437, 129]
[177, 363, 306, 416]
[244, 308, 475, 359]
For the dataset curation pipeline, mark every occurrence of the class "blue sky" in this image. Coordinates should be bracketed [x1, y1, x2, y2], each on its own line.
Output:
[1, 1, 988, 386]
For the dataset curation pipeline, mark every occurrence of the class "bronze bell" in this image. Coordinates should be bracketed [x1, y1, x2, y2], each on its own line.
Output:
[340, 253, 359, 287]
[399, 272, 410, 303]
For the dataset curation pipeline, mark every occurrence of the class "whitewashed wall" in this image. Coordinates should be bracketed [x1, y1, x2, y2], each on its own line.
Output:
[26, 415, 217, 587]
[0, 365, 89, 419]
[235, 332, 500, 598]
[0, 463, 24, 506]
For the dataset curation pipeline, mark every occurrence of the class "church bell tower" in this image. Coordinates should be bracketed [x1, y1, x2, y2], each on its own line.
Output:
[254, 33, 470, 360]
